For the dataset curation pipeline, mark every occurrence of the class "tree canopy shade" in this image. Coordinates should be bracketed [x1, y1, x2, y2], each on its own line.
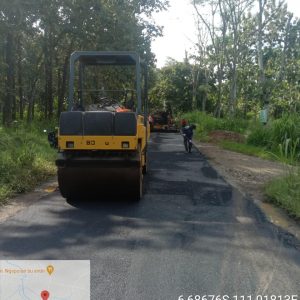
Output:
[2, 0, 300, 122]
[0, 0, 168, 125]
[150, 0, 300, 118]
[149, 59, 210, 113]
[189, 0, 300, 117]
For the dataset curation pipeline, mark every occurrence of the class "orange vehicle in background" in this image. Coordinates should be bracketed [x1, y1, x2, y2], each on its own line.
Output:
[149, 111, 178, 132]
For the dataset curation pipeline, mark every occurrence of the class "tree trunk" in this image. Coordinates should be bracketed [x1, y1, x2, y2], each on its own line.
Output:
[27, 89, 34, 123]
[27, 78, 38, 123]
[278, 14, 292, 82]
[3, 31, 15, 126]
[27, 91, 36, 123]
[257, 0, 266, 104]
[202, 93, 207, 112]
[58, 53, 69, 116]
[229, 62, 237, 116]
[214, 71, 222, 118]
[17, 38, 24, 120]
[192, 67, 200, 110]
[202, 70, 209, 112]
[27, 94, 33, 123]
[12, 74, 16, 120]
[215, 0, 227, 118]
[44, 27, 53, 119]
[228, 18, 239, 116]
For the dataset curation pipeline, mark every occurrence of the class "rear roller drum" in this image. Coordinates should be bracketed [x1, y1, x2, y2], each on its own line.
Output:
[131, 146, 143, 201]
[57, 167, 78, 199]
[133, 164, 143, 201]
[142, 152, 147, 175]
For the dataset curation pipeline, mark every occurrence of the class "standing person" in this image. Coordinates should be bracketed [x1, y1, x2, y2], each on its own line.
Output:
[181, 124, 196, 153]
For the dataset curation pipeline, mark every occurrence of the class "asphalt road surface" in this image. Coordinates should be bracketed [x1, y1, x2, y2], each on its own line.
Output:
[0, 133, 299, 299]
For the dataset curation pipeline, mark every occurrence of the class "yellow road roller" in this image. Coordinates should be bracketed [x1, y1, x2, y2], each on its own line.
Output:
[55, 51, 149, 200]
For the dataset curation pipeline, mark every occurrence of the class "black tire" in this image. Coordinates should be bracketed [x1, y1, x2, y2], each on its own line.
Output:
[142, 152, 147, 174]
[133, 146, 143, 201]
[184, 138, 189, 152]
[135, 166, 143, 201]
[58, 169, 80, 200]
[188, 141, 192, 153]
[57, 169, 70, 199]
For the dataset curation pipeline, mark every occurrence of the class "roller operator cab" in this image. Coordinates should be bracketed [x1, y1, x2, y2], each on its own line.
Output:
[56, 51, 150, 200]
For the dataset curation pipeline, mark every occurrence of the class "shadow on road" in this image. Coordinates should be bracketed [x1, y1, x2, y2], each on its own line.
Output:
[0, 133, 299, 266]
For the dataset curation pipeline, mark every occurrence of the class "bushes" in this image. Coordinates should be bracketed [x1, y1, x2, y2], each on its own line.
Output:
[220, 141, 275, 160]
[265, 170, 300, 219]
[182, 111, 248, 138]
[0, 123, 56, 202]
[246, 114, 300, 162]
[181, 111, 300, 163]
[272, 114, 300, 145]
[180, 111, 300, 218]
[248, 114, 300, 147]
[246, 125, 272, 147]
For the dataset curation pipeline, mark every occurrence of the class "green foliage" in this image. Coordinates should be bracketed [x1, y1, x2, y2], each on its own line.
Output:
[247, 125, 272, 147]
[190, 0, 300, 117]
[150, 61, 193, 112]
[275, 138, 300, 165]
[182, 111, 248, 138]
[271, 114, 300, 145]
[180, 111, 300, 218]
[149, 60, 211, 113]
[247, 114, 300, 163]
[181, 111, 300, 165]
[0, 0, 168, 123]
[220, 141, 275, 161]
[265, 169, 300, 219]
[0, 123, 56, 202]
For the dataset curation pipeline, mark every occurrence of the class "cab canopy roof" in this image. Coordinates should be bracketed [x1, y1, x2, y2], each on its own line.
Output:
[70, 51, 140, 66]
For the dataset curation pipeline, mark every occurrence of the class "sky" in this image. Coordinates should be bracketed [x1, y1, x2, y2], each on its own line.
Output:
[151, 0, 300, 68]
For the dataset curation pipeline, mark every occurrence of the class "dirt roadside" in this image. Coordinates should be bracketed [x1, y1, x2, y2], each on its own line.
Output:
[0, 179, 57, 223]
[196, 142, 300, 239]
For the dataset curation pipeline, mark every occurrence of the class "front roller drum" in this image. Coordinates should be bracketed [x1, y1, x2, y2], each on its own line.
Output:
[57, 163, 143, 200]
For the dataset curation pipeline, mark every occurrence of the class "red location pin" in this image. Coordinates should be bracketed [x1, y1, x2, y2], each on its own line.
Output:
[41, 290, 50, 300]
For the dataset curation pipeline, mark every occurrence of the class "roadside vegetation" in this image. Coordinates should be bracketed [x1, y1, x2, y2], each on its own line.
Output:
[219, 141, 275, 161]
[181, 111, 300, 218]
[182, 112, 300, 164]
[265, 170, 300, 219]
[0, 122, 56, 203]
[181, 111, 248, 138]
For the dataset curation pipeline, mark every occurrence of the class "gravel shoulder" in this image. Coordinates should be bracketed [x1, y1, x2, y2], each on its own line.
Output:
[0, 178, 57, 223]
[196, 142, 300, 239]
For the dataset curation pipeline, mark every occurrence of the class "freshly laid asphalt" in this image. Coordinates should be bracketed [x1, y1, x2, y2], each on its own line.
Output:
[0, 133, 299, 299]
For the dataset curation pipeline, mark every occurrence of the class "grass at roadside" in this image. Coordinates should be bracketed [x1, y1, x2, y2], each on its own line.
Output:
[0, 121, 57, 203]
[219, 140, 300, 165]
[215, 140, 300, 219]
[181, 111, 248, 139]
[181, 111, 300, 218]
[181, 112, 300, 161]
[219, 141, 277, 161]
[265, 170, 300, 219]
